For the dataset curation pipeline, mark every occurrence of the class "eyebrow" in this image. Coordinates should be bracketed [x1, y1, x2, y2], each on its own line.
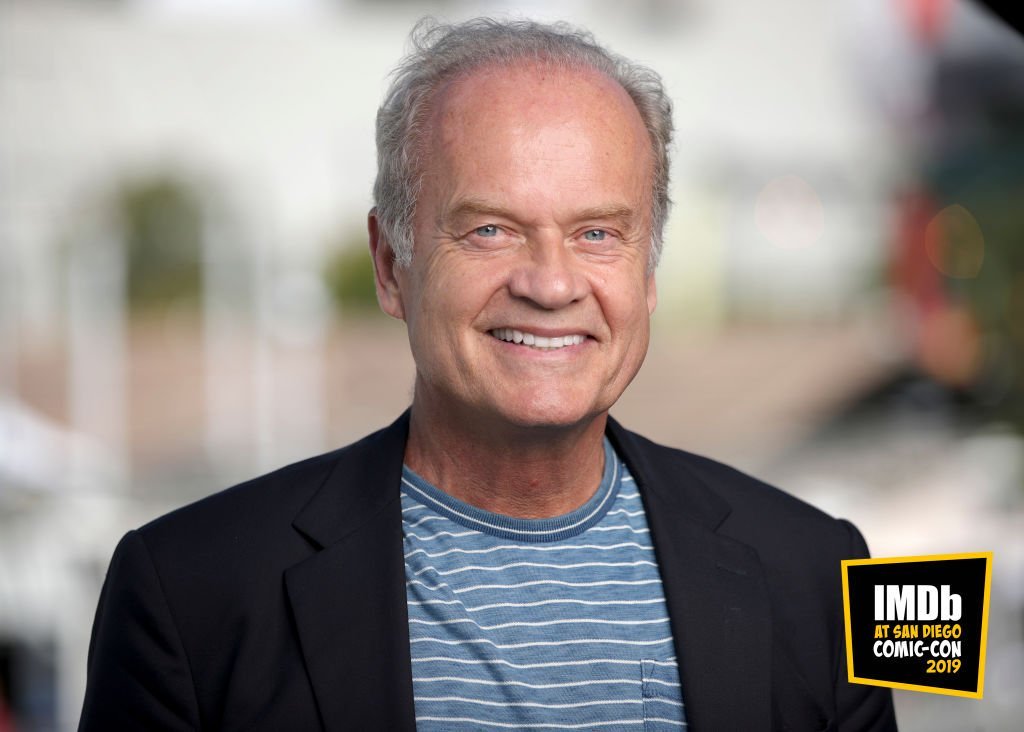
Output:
[442, 199, 514, 224]
[442, 198, 640, 228]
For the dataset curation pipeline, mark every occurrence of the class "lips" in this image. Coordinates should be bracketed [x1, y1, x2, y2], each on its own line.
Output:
[489, 328, 587, 350]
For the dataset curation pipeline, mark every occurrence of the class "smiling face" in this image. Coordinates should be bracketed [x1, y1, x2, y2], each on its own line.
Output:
[371, 62, 657, 433]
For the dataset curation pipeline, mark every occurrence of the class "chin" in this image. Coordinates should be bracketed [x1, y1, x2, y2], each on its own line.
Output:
[496, 394, 604, 431]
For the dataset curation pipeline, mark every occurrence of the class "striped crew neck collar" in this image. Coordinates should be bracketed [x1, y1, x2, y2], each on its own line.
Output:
[400, 438, 622, 543]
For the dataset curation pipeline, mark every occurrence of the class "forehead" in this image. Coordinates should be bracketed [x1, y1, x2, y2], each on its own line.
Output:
[422, 62, 653, 190]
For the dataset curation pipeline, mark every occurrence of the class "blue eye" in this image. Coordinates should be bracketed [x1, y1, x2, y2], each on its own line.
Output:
[583, 229, 607, 242]
[474, 225, 499, 237]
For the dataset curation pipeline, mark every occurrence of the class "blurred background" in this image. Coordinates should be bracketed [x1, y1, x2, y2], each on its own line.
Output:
[1, 0, 1022, 729]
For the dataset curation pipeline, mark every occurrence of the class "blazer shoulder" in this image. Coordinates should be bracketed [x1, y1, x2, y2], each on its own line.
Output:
[611, 421, 865, 558]
[677, 445, 838, 525]
[136, 417, 406, 553]
[140, 446, 337, 538]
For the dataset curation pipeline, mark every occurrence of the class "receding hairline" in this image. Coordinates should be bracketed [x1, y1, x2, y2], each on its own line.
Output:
[432, 57, 648, 120]
[418, 59, 657, 181]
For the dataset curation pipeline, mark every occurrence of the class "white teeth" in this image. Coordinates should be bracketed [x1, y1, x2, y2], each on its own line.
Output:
[490, 329, 585, 350]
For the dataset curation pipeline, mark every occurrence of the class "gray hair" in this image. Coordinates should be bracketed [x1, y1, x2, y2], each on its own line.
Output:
[373, 17, 674, 271]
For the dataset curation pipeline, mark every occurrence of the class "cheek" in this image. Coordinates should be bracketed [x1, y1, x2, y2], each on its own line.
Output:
[406, 270, 483, 351]
[604, 280, 653, 332]
[436, 260, 507, 319]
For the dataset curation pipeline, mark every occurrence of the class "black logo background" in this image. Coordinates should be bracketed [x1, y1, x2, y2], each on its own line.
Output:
[847, 557, 987, 693]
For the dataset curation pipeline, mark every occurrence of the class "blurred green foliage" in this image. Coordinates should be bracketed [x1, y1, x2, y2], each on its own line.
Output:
[930, 142, 1024, 432]
[322, 235, 381, 315]
[913, 47, 1024, 434]
[118, 175, 203, 311]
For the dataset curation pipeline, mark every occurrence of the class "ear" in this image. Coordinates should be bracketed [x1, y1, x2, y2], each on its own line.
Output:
[646, 271, 658, 316]
[368, 209, 406, 321]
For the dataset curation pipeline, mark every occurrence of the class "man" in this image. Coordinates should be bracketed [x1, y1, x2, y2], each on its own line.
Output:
[80, 18, 897, 731]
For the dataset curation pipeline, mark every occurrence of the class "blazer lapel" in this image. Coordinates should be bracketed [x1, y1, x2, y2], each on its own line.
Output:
[282, 411, 771, 730]
[285, 413, 417, 732]
[608, 419, 772, 732]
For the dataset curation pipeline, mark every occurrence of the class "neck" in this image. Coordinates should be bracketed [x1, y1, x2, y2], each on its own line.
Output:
[403, 394, 608, 519]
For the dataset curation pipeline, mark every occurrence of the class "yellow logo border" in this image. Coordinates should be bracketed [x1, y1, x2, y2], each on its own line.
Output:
[840, 551, 993, 699]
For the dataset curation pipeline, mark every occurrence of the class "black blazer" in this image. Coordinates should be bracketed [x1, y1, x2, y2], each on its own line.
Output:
[79, 413, 896, 731]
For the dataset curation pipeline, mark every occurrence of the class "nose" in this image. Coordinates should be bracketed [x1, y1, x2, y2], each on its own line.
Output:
[507, 234, 590, 310]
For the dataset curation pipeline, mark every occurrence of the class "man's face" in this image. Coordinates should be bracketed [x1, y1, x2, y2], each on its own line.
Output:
[373, 63, 657, 432]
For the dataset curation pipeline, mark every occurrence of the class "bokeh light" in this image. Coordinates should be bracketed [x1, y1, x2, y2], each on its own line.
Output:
[924, 203, 986, 279]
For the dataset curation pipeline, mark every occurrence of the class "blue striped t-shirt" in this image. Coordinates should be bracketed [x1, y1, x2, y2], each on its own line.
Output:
[401, 439, 686, 730]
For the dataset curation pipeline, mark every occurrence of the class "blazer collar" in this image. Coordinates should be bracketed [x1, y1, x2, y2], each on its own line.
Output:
[286, 411, 417, 731]
[287, 412, 772, 732]
[291, 410, 411, 549]
[608, 416, 773, 732]
[605, 416, 731, 531]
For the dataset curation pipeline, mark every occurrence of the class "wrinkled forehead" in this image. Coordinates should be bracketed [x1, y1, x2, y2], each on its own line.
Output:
[421, 61, 654, 185]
